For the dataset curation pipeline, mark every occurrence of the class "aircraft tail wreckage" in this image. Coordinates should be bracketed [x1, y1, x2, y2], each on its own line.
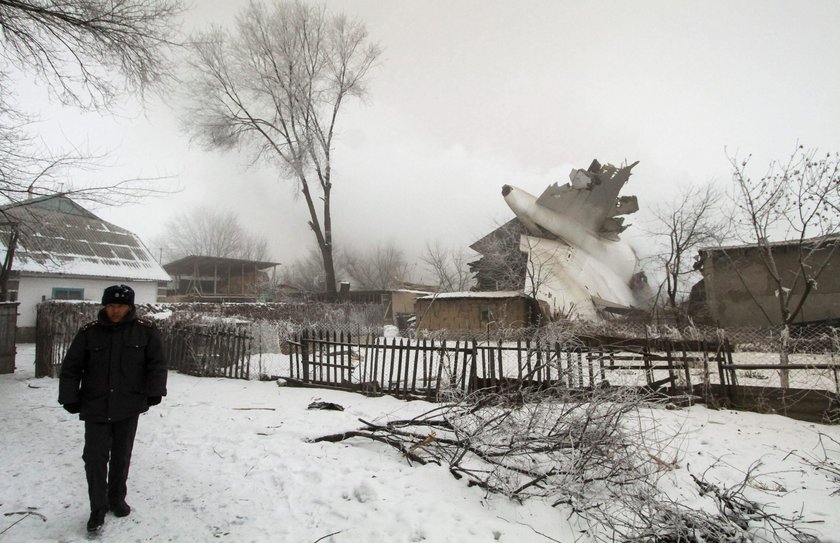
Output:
[500, 159, 650, 319]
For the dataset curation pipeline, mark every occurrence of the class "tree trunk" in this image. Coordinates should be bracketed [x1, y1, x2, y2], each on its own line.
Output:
[778, 325, 790, 389]
[321, 244, 337, 296]
[1, 227, 19, 302]
[321, 177, 335, 295]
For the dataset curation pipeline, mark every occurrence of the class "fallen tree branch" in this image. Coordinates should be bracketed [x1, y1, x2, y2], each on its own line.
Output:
[308, 431, 429, 465]
[1, 511, 47, 536]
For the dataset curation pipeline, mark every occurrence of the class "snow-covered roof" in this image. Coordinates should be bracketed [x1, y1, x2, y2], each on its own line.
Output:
[1, 196, 171, 282]
[418, 290, 529, 300]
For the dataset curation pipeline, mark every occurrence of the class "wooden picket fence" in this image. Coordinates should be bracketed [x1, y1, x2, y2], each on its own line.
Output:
[161, 321, 251, 379]
[35, 302, 99, 377]
[34, 301, 252, 380]
[287, 330, 722, 401]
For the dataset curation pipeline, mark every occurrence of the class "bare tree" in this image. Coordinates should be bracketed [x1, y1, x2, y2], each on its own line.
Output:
[0, 0, 182, 111]
[727, 145, 839, 387]
[279, 247, 329, 293]
[314, 384, 815, 542]
[648, 182, 729, 312]
[421, 241, 474, 292]
[520, 235, 564, 303]
[470, 219, 529, 292]
[182, 0, 381, 296]
[0, 0, 183, 204]
[342, 242, 409, 290]
[729, 145, 839, 326]
[154, 207, 270, 263]
[0, 219, 18, 301]
[1, 135, 174, 205]
[470, 220, 562, 309]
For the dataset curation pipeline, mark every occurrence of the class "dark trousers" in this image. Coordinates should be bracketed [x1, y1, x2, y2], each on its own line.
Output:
[83, 415, 139, 513]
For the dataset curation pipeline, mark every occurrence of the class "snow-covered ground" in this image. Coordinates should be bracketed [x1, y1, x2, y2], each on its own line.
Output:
[2, 344, 839, 542]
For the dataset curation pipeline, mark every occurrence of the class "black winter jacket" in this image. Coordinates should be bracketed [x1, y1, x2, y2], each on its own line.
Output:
[58, 308, 168, 422]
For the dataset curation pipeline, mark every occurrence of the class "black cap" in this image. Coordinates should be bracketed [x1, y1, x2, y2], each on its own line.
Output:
[102, 284, 135, 306]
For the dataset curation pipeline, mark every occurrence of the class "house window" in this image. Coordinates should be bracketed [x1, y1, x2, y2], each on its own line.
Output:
[480, 307, 494, 322]
[5, 278, 19, 302]
[52, 287, 84, 300]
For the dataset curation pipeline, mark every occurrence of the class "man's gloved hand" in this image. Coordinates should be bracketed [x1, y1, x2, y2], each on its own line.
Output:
[63, 402, 80, 414]
[147, 396, 162, 406]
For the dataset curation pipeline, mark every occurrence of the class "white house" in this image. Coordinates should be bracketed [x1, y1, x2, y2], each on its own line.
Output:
[0, 195, 170, 340]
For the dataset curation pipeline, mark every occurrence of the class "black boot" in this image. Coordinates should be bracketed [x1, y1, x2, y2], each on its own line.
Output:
[110, 500, 131, 518]
[86, 509, 106, 532]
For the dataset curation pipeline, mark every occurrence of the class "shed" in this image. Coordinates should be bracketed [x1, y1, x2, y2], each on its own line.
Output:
[415, 291, 543, 332]
[691, 235, 840, 327]
[162, 255, 279, 302]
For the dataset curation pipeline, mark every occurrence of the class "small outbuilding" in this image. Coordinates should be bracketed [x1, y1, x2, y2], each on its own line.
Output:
[415, 291, 543, 332]
[691, 236, 840, 327]
[162, 255, 279, 302]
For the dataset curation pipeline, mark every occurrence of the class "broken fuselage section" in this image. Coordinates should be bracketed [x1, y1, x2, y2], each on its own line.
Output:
[501, 159, 648, 320]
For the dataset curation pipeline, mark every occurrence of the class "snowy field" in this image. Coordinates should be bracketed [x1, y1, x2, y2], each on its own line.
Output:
[2, 344, 840, 542]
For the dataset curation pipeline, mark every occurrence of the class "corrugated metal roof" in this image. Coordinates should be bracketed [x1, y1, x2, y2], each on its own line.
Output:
[0, 196, 171, 282]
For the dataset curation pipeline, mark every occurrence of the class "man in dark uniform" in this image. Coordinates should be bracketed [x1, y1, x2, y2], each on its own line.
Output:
[58, 284, 168, 533]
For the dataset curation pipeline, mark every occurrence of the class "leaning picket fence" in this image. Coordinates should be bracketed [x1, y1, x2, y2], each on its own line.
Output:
[286, 330, 840, 423]
[285, 330, 718, 401]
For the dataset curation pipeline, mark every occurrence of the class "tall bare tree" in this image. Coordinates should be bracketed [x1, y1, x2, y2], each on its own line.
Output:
[183, 0, 380, 295]
[342, 242, 409, 290]
[154, 207, 270, 263]
[648, 182, 729, 312]
[421, 241, 474, 292]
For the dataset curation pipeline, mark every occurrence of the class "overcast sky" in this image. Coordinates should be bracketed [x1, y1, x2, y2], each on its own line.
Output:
[15, 0, 840, 272]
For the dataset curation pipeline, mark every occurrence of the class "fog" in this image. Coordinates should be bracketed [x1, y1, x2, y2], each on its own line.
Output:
[12, 0, 840, 275]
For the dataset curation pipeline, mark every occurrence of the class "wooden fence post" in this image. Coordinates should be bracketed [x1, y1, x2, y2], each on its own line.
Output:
[468, 340, 478, 394]
[301, 330, 310, 383]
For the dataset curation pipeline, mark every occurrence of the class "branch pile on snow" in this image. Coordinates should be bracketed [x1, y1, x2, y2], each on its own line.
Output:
[313, 386, 646, 503]
[313, 384, 820, 541]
